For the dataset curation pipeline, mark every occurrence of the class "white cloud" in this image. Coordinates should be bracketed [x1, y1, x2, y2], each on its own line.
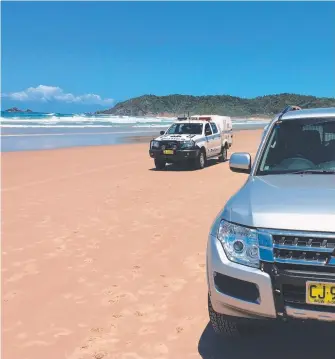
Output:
[1, 85, 114, 106]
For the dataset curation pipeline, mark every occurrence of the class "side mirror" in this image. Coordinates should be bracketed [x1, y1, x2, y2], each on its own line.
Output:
[205, 130, 211, 136]
[160, 130, 165, 136]
[229, 152, 251, 174]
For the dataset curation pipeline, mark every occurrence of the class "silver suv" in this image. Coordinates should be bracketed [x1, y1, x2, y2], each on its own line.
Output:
[206, 106, 335, 337]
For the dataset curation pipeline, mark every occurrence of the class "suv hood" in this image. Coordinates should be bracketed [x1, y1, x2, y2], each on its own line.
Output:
[222, 175, 335, 232]
[155, 133, 201, 142]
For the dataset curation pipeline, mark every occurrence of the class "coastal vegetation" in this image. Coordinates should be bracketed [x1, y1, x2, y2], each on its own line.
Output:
[96, 93, 335, 117]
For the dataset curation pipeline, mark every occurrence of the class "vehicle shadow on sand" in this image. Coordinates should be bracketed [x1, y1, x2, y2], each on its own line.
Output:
[198, 321, 335, 359]
[149, 158, 229, 172]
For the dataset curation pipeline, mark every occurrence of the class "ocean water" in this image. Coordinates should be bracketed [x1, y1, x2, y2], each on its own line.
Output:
[1, 111, 270, 152]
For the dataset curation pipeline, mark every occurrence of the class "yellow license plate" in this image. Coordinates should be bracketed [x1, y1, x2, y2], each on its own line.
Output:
[306, 281, 335, 306]
[163, 150, 174, 155]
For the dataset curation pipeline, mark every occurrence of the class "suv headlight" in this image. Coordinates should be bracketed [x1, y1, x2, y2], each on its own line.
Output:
[217, 220, 259, 268]
[151, 140, 160, 149]
[180, 140, 195, 149]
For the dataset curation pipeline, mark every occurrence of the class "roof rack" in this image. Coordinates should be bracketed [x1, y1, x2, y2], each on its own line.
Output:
[189, 116, 213, 122]
[278, 105, 302, 120]
[177, 115, 215, 122]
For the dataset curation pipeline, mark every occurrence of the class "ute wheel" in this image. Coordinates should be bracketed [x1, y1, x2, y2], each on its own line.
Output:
[195, 150, 206, 170]
[208, 294, 241, 338]
[154, 159, 166, 170]
[219, 146, 228, 162]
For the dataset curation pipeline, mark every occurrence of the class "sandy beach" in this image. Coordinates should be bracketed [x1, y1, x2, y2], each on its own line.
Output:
[2, 129, 333, 359]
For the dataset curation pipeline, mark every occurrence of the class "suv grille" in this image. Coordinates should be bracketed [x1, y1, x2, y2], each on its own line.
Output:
[282, 283, 306, 304]
[159, 141, 180, 150]
[282, 284, 335, 312]
[269, 231, 335, 268]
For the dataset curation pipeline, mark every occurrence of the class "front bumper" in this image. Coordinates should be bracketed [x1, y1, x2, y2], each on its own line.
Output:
[207, 234, 335, 322]
[149, 148, 200, 162]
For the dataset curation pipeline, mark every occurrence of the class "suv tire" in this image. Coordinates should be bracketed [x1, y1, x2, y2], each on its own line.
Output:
[154, 159, 166, 170]
[208, 294, 241, 337]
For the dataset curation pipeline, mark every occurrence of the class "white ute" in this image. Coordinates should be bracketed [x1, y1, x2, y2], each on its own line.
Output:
[149, 115, 233, 170]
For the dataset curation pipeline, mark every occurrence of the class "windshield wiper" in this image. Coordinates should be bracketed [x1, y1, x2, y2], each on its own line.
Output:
[290, 169, 335, 174]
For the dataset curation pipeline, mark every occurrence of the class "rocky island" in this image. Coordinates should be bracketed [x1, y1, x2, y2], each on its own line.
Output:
[5, 107, 33, 113]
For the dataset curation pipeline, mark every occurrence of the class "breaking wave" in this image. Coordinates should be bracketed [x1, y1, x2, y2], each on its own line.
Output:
[1, 111, 270, 129]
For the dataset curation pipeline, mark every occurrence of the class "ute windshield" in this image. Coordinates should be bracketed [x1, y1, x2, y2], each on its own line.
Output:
[166, 123, 203, 135]
[256, 117, 335, 175]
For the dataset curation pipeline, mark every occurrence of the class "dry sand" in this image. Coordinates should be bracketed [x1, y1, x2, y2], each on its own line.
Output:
[2, 130, 333, 359]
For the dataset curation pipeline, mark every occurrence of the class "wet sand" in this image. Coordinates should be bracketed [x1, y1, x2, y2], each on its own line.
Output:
[2, 129, 333, 359]
[1, 122, 267, 152]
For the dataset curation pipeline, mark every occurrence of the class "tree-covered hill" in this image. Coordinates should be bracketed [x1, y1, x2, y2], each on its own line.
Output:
[96, 93, 335, 117]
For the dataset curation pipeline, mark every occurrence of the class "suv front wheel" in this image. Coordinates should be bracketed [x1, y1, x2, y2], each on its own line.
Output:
[208, 294, 268, 338]
[154, 159, 166, 170]
[208, 294, 241, 337]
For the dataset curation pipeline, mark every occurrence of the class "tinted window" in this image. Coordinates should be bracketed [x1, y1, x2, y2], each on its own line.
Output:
[211, 123, 218, 134]
[205, 123, 212, 136]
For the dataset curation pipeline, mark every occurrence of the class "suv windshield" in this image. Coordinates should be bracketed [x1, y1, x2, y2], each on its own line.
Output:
[166, 123, 203, 135]
[256, 117, 335, 175]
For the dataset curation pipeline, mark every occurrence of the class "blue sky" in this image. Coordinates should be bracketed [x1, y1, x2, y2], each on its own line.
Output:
[1, 1, 335, 113]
